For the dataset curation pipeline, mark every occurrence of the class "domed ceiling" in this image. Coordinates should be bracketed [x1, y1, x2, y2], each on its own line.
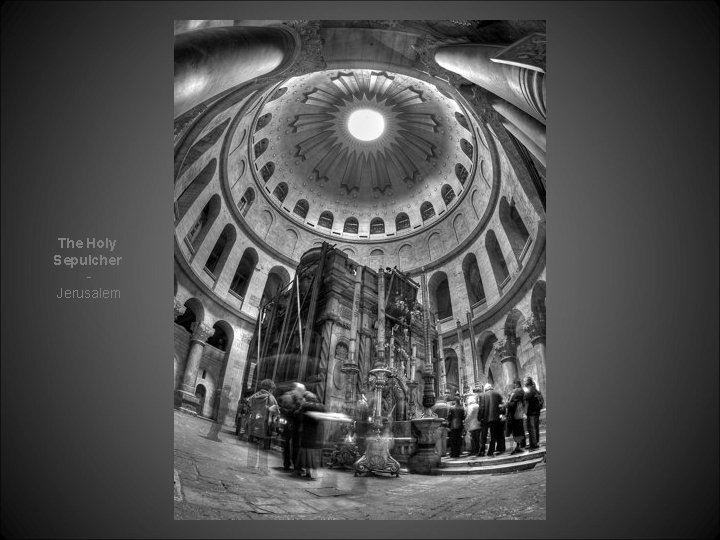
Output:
[240, 68, 486, 239]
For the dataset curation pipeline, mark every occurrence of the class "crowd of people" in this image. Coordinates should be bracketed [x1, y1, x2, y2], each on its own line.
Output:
[442, 376, 545, 458]
[236, 379, 328, 480]
[235, 376, 545, 476]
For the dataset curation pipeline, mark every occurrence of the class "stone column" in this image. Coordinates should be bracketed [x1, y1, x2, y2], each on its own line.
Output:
[174, 25, 297, 117]
[342, 266, 364, 414]
[407, 364, 444, 474]
[523, 315, 547, 393]
[436, 313, 447, 399]
[455, 320, 469, 395]
[492, 98, 546, 166]
[493, 337, 519, 391]
[466, 312, 480, 391]
[435, 44, 546, 124]
[376, 267, 386, 368]
[177, 322, 213, 414]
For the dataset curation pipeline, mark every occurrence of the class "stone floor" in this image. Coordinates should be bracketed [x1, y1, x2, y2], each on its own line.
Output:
[174, 411, 546, 520]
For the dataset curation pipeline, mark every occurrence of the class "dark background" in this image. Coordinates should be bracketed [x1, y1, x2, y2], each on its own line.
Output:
[1, 1, 718, 538]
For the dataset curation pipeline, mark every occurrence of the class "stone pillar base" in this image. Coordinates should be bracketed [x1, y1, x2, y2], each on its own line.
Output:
[407, 417, 444, 475]
[176, 389, 200, 416]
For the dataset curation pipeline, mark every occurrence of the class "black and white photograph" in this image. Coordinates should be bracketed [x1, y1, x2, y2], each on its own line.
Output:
[173, 20, 548, 520]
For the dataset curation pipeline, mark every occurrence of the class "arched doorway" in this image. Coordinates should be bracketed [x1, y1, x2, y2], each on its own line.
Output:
[195, 384, 207, 417]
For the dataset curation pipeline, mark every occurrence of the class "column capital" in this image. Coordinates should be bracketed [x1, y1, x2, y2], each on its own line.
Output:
[493, 337, 517, 361]
[173, 298, 186, 319]
[190, 322, 213, 343]
[522, 314, 546, 343]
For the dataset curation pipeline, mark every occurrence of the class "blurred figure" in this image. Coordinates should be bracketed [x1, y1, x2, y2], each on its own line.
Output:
[447, 396, 466, 458]
[297, 391, 326, 480]
[279, 382, 305, 471]
[507, 379, 527, 454]
[465, 394, 481, 455]
[246, 379, 278, 450]
[235, 398, 249, 437]
[354, 392, 370, 454]
[523, 376, 545, 450]
[479, 382, 505, 457]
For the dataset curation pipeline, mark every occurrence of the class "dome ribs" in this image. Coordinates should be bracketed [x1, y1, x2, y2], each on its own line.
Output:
[396, 129, 437, 161]
[388, 142, 419, 185]
[340, 150, 361, 193]
[385, 85, 425, 109]
[397, 113, 440, 133]
[314, 143, 347, 185]
[331, 72, 364, 101]
[303, 87, 344, 110]
[368, 71, 395, 99]
[290, 113, 335, 133]
[293, 130, 335, 161]
[369, 152, 392, 194]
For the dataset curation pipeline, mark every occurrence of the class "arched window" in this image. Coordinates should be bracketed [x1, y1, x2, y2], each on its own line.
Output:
[177, 118, 230, 179]
[175, 159, 216, 221]
[343, 217, 358, 233]
[370, 218, 385, 235]
[207, 323, 229, 352]
[396, 212, 410, 231]
[460, 139, 473, 160]
[272, 182, 288, 202]
[229, 248, 258, 299]
[185, 195, 221, 252]
[259, 162, 275, 182]
[293, 199, 309, 218]
[256, 112, 272, 131]
[268, 87, 288, 102]
[420, 201, 435, 222]
[499, 197, 531, 258]
[318, 211, 333, 229]
[454, 111, 470, 132]
[254, 138, 269, 159]
[455, 163, 469, 184]
[204, 224, 237, 279]
[238, 187, 255, 217]
[462, 253, 486, 305]
[441, 185, 455, 205]
[485, 230, 510, 290]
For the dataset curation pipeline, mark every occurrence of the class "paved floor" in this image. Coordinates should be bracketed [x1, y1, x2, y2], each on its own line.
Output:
[174, 411, 546, 520]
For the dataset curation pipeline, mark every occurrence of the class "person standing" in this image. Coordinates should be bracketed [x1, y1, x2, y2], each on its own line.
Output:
[507, 379, 527, 454]
[447, 397, 466, 458]
[523, 376, 544, 450]
[465, 394, 481, 456]
[279, 382, 305, 471]
[246, 379, 279, 450]
[479, 382, 505, 457]
[297, 391, 326, 480]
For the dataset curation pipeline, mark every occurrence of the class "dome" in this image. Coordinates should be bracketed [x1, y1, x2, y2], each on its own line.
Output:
[235, 68, 487, 239]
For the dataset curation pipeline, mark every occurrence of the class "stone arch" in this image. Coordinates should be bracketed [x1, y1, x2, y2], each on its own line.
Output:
[204, 223, 237, 279]
[398, 244, 414, 271]
[444, 348, 460, 397]
[286, 228, 299, 257]
[471, 189, 480, 219]
[177, 117, 230, 179]
[428, 271, 453, 320]
[531, 280, 546, 328]
[477, 331, 498, 373]
[186, 194, 221, 253]
[175, 297, 205, 331]
[499, 196, 531, 259]
[293, 199, 309, 218]
[175, 158, 216, 220]
[272, 182, 288, 202]
[428, 232, 443, 261]
[369, 248, 384, 269]
[238, 186, 255, 217]
[229, 248, 258, 299]
[453, 213, 468, 244]
[461, 252, 486, 306]
[485, 229, 510, 290]
[261, 265, 291, 305]
[258, 210, 273, 240]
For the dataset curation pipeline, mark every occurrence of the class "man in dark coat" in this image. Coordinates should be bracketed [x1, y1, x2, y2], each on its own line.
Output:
[478, 382, 505, 457]
[523, 376, 544, 450]
[279, 382, 305, 471]
[447, 397, 466, 458]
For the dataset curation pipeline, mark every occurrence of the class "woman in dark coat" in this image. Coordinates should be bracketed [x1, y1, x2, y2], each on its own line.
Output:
[297, 391, 326, 479]
[506, 379, 527, 454]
